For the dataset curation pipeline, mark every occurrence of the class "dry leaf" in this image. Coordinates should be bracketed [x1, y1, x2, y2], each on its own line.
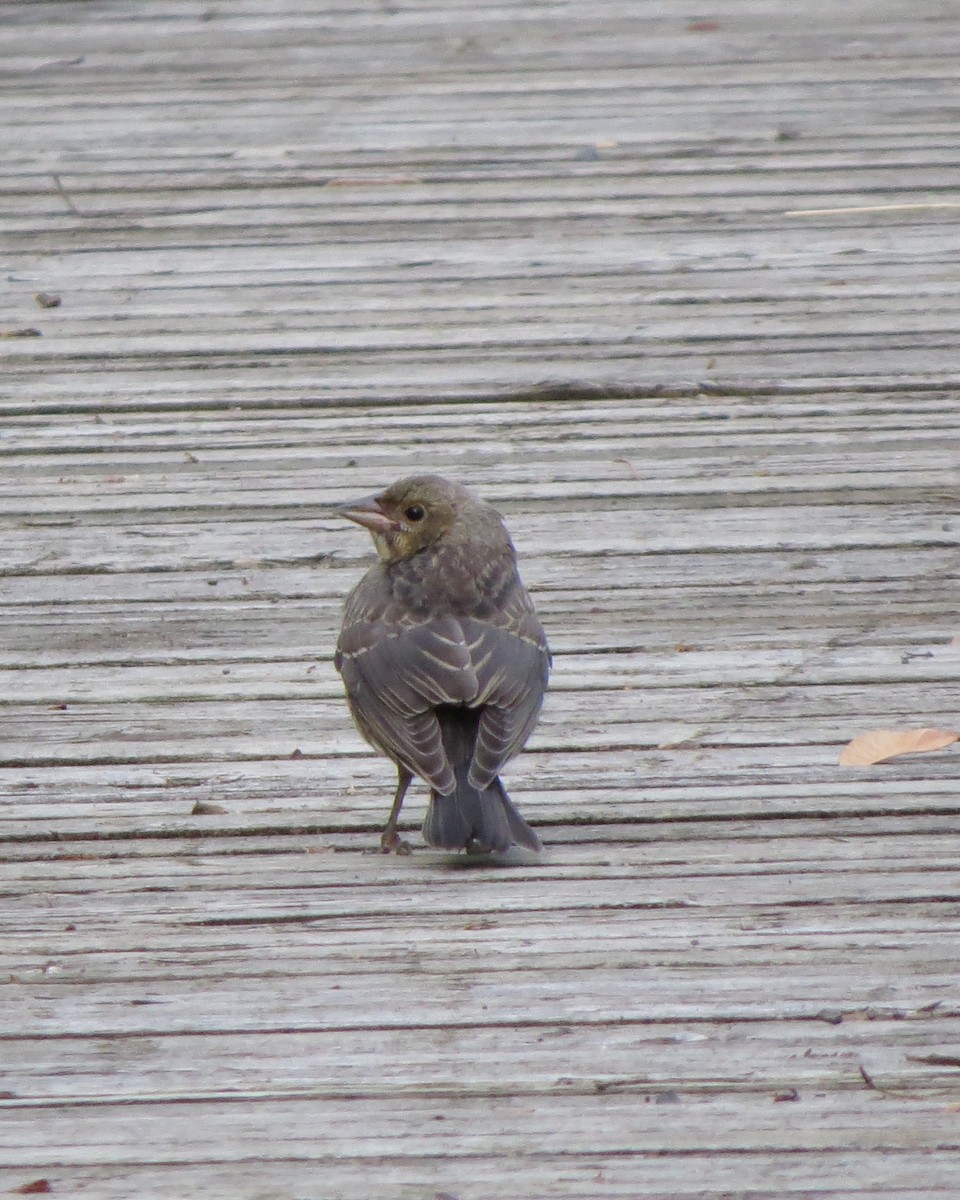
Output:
[839, 728, 959, 767]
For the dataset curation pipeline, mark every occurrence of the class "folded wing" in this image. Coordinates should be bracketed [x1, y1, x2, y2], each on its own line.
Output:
[336, 589, 548, 794]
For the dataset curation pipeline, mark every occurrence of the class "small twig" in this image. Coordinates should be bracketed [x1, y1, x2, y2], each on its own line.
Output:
[52, 173, 87, 217]
[906, 1053, 960, 1069]
[785, 202, 960, 217]
[859, 1063, 879, 1090]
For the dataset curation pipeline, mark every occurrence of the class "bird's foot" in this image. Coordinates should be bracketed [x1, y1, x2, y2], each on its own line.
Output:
[379, 828, 413, 855]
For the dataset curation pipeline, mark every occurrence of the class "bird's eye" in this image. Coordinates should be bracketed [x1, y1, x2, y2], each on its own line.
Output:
[404, 504, 425, 522]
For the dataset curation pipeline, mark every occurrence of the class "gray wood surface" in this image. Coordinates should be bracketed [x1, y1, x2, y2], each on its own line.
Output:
[2, 0, 960, 1196]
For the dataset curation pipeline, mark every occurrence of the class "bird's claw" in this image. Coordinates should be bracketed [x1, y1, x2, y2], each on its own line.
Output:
[379, 829, 413, 855]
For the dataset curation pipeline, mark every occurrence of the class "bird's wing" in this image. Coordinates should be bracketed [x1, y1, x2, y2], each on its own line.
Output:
[462, 599, 549, 790]
[337, 610, 482, 794]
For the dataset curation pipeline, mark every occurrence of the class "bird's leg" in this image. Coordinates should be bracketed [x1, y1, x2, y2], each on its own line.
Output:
[380, 767, 414, 854]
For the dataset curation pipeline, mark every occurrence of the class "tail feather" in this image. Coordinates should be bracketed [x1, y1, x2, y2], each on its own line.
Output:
[423, 770, 540, 854]
[422, 706, 540, 853]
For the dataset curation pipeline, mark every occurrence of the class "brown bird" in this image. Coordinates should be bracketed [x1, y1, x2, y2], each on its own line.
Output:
[334, 474, 549, 854]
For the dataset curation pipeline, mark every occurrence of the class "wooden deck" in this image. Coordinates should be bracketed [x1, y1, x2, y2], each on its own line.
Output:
[3, 1, 960, 1195]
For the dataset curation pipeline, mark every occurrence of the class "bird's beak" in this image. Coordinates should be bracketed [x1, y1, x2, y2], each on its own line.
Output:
[336, 493, 401, 536]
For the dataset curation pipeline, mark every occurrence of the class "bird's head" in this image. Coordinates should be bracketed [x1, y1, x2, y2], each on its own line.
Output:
[337, 474, 476, 563]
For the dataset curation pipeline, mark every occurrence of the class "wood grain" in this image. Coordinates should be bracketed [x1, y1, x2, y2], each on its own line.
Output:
[2, 0, 960, 1196]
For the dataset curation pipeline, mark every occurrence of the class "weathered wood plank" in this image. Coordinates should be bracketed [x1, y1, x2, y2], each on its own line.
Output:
[8, 779, 960, 842]
[2, 540, 955, 603]
[3, 1092, 959, 1168]
[0, 1164, 956, 1200]
[0, 1165, 955, 1200]
[4, 0, 960, 1194]
[4, 508, 959, 580]
[6, 1017, 960, 1103]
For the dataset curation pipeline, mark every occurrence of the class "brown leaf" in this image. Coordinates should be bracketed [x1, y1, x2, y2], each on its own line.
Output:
[839, 728, 959, 766]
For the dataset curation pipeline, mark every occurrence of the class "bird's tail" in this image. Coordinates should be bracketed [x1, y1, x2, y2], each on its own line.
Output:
[422, 708, 541, 853]
[423, 769, 541, 854]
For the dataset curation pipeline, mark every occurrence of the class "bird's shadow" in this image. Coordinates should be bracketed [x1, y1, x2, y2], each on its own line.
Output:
[421, 845, 546, 870]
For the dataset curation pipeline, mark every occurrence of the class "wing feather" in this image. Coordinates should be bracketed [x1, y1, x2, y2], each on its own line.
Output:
[337, 565, 549, 794]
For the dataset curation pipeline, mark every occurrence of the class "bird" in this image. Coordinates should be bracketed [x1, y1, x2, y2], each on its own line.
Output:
[334, 474, 549, 855]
